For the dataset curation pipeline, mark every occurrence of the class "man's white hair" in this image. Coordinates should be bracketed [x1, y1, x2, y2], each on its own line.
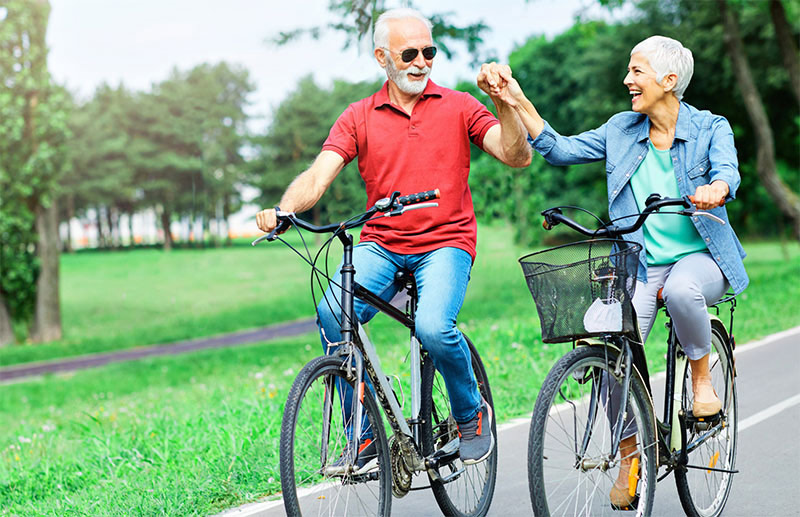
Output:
[373, 7, 432, 49]
[631, 35, 694, 100]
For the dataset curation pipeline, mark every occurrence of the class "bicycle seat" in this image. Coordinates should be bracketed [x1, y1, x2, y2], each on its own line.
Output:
[394, 270, 417, 294]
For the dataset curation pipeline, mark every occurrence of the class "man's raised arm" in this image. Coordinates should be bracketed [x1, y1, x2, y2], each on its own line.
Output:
[477, 62, 532, 168]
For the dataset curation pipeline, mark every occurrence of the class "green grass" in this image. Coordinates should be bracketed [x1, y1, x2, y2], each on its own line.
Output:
[0, 233, 324, 367]
[1, 225, 798, 514]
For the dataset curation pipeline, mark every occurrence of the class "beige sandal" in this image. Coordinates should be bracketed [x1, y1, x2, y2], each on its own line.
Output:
[609, 439, 640, 508]
[692, 379, 722, 417]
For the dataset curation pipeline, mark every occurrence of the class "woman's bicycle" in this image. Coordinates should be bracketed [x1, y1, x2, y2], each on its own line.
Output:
[519, 194, 738, 516]
[253, 190, 498, 516]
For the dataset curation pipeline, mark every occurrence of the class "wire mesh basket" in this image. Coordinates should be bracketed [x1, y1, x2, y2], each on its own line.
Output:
[519, 239, 642, 343]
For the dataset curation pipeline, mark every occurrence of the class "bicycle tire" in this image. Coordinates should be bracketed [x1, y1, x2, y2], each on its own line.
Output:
[675, 320, 738, 517]
[280, 354, 392, 516]
[528, 345, 657, 516]
[420, 333, 498, 517]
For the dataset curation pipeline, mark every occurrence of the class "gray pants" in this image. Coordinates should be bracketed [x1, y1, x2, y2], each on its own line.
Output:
[633, 252, 729, 360]
[606, 252, 729, 439]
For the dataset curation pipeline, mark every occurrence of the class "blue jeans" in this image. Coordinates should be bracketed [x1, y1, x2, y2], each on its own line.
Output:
[317, 241, 481, 435]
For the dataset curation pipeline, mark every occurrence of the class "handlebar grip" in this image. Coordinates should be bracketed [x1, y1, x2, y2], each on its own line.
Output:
[396, 189, 440, 206]
[253, 217, 292, 245]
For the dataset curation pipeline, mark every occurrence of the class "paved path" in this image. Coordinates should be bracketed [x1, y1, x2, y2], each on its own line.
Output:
[0, 318, 316, 382]
[218, 326, 800, 517]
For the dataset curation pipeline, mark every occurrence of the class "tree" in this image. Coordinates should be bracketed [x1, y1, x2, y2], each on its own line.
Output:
[716, 0, 800, 239]
[0, 0, 70, 344]
[65, 84, 137, 249]
[272, 0, 491, 65]
[117, 63, 253, 250]
[770, 0, 800, 105]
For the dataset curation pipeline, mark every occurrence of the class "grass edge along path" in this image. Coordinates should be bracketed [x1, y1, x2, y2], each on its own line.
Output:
[0, 318, 316, 383]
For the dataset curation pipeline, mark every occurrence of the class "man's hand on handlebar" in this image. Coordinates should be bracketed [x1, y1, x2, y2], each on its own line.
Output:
[255, 207, 278, 234]
[690, 181, 729, 210]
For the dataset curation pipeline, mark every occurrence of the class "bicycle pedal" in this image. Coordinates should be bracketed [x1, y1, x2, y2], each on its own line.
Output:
[687, 409, 723, 427]
[426, 438, 459, 469]
[610, 494, 639, 511]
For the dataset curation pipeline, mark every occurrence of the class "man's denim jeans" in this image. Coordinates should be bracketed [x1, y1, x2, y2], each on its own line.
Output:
[317, 241, 480, 439]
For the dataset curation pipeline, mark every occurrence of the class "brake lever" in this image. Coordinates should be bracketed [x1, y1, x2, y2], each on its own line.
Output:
[384, 202, 438, 217]
[252, 211, 295, 246]
[677, 208, 726, 225]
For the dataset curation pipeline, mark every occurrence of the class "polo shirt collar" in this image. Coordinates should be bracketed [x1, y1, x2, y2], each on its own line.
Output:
[374, 79, 444, 109]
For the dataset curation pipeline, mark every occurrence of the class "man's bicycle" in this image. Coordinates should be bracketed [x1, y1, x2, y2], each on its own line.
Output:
[253, 190, 498, 516]
[519, 194, 738, 516]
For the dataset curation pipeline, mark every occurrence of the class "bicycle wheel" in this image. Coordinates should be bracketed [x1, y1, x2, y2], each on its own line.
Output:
[280, 354, 392, 516]
[675, 320, 738, 517]
[420, 334, 498, 517]
[528, 345, 657, 516]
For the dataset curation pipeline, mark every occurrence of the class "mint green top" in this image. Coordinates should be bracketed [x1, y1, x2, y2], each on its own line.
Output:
[629, 143, 708, 265]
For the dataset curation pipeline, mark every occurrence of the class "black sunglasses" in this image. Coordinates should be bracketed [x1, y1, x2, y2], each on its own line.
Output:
[385, 46, 437, 63]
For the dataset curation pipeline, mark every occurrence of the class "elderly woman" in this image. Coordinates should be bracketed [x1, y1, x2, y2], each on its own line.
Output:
[485, 35, 748, 506]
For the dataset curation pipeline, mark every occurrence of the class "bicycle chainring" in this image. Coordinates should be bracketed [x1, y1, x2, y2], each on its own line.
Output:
[389, 437, 413, 498]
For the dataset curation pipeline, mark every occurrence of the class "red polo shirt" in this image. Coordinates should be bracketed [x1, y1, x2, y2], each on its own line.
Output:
[322, 80, 499, 261]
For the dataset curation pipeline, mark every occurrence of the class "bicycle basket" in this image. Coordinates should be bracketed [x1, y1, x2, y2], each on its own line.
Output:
[519, 239, 642, 343]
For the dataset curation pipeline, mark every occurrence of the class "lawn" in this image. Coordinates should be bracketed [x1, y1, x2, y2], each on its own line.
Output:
[1, 225, 798, 515]
[0, 234, 321, 367]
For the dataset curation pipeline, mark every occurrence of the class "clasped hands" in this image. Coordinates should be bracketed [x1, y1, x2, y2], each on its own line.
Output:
[477, 62, 524, 108]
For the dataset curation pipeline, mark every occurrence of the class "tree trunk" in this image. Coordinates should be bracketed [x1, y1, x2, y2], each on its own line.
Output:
[105, 205, 116, 248]
[717, 0, 800, 240]
[0, 291, 14, 347]
[160, 208, 173, 251]
[770, 0, 800, 105]
[63, 193, 74, 253]
[223, 196, 232, 246]
[128, 212, 135, 248]
[30, 200, 62, 342]
[95, 205, 106, 248]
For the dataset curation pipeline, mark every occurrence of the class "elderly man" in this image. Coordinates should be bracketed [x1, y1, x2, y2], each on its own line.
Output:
[256, 7, 530, 464]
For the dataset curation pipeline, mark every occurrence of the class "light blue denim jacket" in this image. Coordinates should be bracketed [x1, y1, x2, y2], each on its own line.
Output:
[530, 102, 749, 294]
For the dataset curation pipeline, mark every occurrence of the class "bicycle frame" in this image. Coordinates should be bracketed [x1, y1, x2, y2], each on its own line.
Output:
[575, 298, 738, 478]
[324, 230, 428, 472]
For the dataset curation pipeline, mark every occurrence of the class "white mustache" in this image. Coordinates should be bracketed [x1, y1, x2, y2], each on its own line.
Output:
[406, 66, 430, 75]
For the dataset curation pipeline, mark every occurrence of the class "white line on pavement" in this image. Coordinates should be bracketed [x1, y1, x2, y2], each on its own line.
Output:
[739, 392, 800, 432]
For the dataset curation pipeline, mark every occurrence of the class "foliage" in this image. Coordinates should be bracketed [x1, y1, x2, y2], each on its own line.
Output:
[463, 2, 798, 245]
[64, 62, 255, 248]
[272, 1, 491, 66]
[0, 0, 70, 329]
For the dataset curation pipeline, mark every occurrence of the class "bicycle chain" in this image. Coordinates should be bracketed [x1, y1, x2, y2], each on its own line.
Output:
[389, 437, 413, 498]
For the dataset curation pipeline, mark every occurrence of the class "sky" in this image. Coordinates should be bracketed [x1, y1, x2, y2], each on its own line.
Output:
[46, 0, 621, 131]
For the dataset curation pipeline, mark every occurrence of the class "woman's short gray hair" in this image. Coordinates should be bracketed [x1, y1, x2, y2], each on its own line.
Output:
[631, 35, 694, 100]
[373, 8, 433, 49]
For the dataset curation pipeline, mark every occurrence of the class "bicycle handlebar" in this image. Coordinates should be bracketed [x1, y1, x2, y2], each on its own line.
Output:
[252, 189, 441, 246]
[541, 193, 725, 238]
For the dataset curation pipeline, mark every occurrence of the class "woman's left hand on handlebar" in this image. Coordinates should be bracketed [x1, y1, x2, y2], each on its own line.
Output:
[690, 180, 729, 210]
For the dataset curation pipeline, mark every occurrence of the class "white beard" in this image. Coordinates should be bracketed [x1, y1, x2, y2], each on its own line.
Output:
[385, 56, 431, 95]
